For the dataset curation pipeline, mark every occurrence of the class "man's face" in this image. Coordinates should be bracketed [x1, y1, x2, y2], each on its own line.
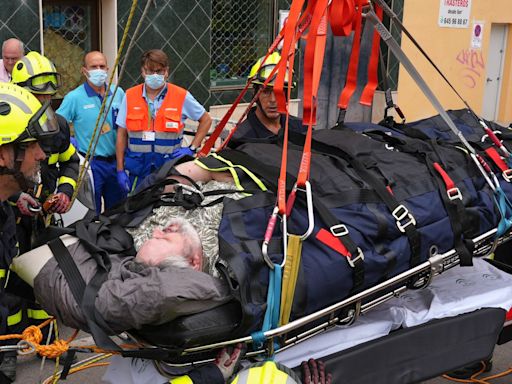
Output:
[136, 227, 191, 268]
[20, 142, 46, 184]
[2, 43, 23, 74]
[82, 52, 108, 77]
[257, 87, 280, 120]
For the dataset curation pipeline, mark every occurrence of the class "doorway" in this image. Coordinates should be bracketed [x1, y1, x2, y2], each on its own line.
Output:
[482, 23, 508, 121]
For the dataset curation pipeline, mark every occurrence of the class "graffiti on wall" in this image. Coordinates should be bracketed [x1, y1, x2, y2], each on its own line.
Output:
[456, 49, 485, 89]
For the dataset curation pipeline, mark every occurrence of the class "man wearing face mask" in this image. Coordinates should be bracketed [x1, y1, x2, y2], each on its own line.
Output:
[57, 51, 126, 214]
[115, 49, 212, 193]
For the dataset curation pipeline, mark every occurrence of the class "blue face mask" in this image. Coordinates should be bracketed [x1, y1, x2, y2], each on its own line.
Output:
[87, 69, 108, 87]
[145, 74, 166, 90]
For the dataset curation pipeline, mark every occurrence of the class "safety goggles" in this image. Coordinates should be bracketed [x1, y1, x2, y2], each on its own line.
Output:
[17, 73, 62, 94]
[255, 64, 293, 88]
[15, 100, 60, 143]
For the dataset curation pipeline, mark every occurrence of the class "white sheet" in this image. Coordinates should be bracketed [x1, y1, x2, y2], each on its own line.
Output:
[103, 258, 512, 383]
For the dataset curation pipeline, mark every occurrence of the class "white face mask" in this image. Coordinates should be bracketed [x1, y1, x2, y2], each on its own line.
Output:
[145, 73, 166, 90]
[87, 69, 108, 87]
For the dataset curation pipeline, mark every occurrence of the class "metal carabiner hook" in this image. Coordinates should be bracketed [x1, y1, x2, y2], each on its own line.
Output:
[288, 181, 315, 241]
[262, 207, 279, 270]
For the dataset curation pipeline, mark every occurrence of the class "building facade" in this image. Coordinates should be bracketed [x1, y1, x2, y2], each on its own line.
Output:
[0, 0, 291, 108]
[398, 0, 512, 124]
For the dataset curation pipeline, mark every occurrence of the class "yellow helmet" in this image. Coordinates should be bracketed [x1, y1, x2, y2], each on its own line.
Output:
[0, 83, 59, 146]
[11, 51, 61, 95]
[248, 52, 293, 88]
[230, 361, 301, 384]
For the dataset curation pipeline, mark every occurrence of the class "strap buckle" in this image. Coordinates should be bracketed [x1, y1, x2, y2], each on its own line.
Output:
[392, 204, 416, 233]
[447, 187, 462, 201]
[347, 247, 364, 268]
[503, 169, 512, 182]
[330, 224, 349, 237]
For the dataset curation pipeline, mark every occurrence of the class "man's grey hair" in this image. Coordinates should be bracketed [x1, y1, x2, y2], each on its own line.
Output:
[2, 38, 24, 55]
[159, 217, 203, 269]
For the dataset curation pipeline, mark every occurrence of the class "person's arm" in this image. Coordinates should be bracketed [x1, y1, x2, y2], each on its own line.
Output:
[115, 96, 128, 171]
[116, 127, 128, 171]
[190, 111, 212, 149]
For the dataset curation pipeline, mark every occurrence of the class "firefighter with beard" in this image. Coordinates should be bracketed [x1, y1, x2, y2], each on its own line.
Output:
[10, 51, 79, 251]
[0, 83, 58, 382]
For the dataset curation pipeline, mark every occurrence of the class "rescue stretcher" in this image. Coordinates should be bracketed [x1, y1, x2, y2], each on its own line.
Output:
[43, 1, 512, 382]
[120, 227, 510, 383]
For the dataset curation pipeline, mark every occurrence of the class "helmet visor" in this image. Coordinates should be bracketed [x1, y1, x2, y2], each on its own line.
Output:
[254, 64, 292, 87]
[21, 100, 60, 141]
[20, 73, 61, 94]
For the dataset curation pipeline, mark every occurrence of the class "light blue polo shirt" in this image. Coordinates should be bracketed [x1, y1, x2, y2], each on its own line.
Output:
[115, 83, 206, 129]
[57, 82, 125, 157]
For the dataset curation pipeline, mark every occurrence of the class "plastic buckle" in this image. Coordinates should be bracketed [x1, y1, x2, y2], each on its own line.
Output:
[330, 224, 349, 237]
[176, 183, 204, 200]
[392, 204, 416, 233]
[503, 169, 512, 182]
[347, 247, 364, 268]
[447, 187, 462, 201]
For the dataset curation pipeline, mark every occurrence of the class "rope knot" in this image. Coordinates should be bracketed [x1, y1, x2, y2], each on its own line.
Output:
[22, 325, 43, 345]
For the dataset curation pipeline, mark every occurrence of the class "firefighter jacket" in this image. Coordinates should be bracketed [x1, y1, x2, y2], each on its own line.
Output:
[125, 83, 187, 155]
[40, 114, 79, 200]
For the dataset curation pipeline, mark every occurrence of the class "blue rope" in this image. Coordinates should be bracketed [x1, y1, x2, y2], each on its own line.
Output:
[251, 264, 282, 350]
[495, 187, 512, 237]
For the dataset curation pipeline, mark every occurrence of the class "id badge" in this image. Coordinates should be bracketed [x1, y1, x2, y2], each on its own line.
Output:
[100, 123, 111, 135]
[142, 131, 156, 141]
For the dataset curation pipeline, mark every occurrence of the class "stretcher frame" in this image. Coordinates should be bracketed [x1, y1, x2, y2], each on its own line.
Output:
[147, 226, 510, 370]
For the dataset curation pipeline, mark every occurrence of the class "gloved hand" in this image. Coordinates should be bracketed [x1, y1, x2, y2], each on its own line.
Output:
[70, 136, 79, 151]
[117, 170, 131, 194]
[16, 192, 40, 216]
[47, 192, 71, 213]
[214, 343, 243, 380]
[171, 146, 195, 159]
[301, 358, 332, 384]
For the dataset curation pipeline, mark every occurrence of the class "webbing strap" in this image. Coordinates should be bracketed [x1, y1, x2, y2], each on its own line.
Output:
[495, 188, 512, 237]
[251, 264, 282, 348]
[337, 0, 363, 110]
[486, 147, 511, 175]
[329, 0, 355, 36]
[274, 0, 305, 114]
[359, 3, 383, 106]
[279, 235, 302, 326]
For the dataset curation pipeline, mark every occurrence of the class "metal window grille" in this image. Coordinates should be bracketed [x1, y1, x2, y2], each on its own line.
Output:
[42, 3, 96, 98]
[211, 0, 292, 90]
[378, 0, 404, 91]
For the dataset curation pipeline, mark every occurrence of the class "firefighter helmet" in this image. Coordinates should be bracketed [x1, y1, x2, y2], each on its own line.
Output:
[11, 51, 61, 95]
[248, 52, 294, 88]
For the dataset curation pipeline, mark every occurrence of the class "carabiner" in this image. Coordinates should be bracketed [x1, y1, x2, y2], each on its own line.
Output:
[262, 207, 279, 270]
[287, 181, 315, 241]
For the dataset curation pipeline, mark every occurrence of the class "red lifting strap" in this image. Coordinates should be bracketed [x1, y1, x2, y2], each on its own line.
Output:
[337, 0, 364, 109]
[433, 162, 456, 191]
[274, 0, 306, 115]
[360, 3, 383, 106]
[302, 1, 328, 126]
[329, 0, 356, 37]
[316, 228, 350, 256]
[485, 147, 510, 173]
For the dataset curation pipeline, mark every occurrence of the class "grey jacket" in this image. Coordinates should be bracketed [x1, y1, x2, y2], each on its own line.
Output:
[34, 241, 231, 332]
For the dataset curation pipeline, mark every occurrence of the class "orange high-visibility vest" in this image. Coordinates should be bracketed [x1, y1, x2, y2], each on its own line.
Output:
[125, 83, 187, 133]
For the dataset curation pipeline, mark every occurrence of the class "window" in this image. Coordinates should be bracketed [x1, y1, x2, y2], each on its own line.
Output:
[42, 0, 100, 99]
[211, 0, 292, 90]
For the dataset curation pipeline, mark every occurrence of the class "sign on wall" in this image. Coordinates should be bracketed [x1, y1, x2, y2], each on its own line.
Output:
[438, 0, 472, 28]
[471, 21, 484, 49]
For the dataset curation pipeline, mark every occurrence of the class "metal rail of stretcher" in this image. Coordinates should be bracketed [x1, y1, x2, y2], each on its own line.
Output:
[149, 227, 510, 368]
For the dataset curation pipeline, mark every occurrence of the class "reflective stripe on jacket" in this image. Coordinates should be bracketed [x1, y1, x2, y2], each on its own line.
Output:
[125, 83, 187, 154]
